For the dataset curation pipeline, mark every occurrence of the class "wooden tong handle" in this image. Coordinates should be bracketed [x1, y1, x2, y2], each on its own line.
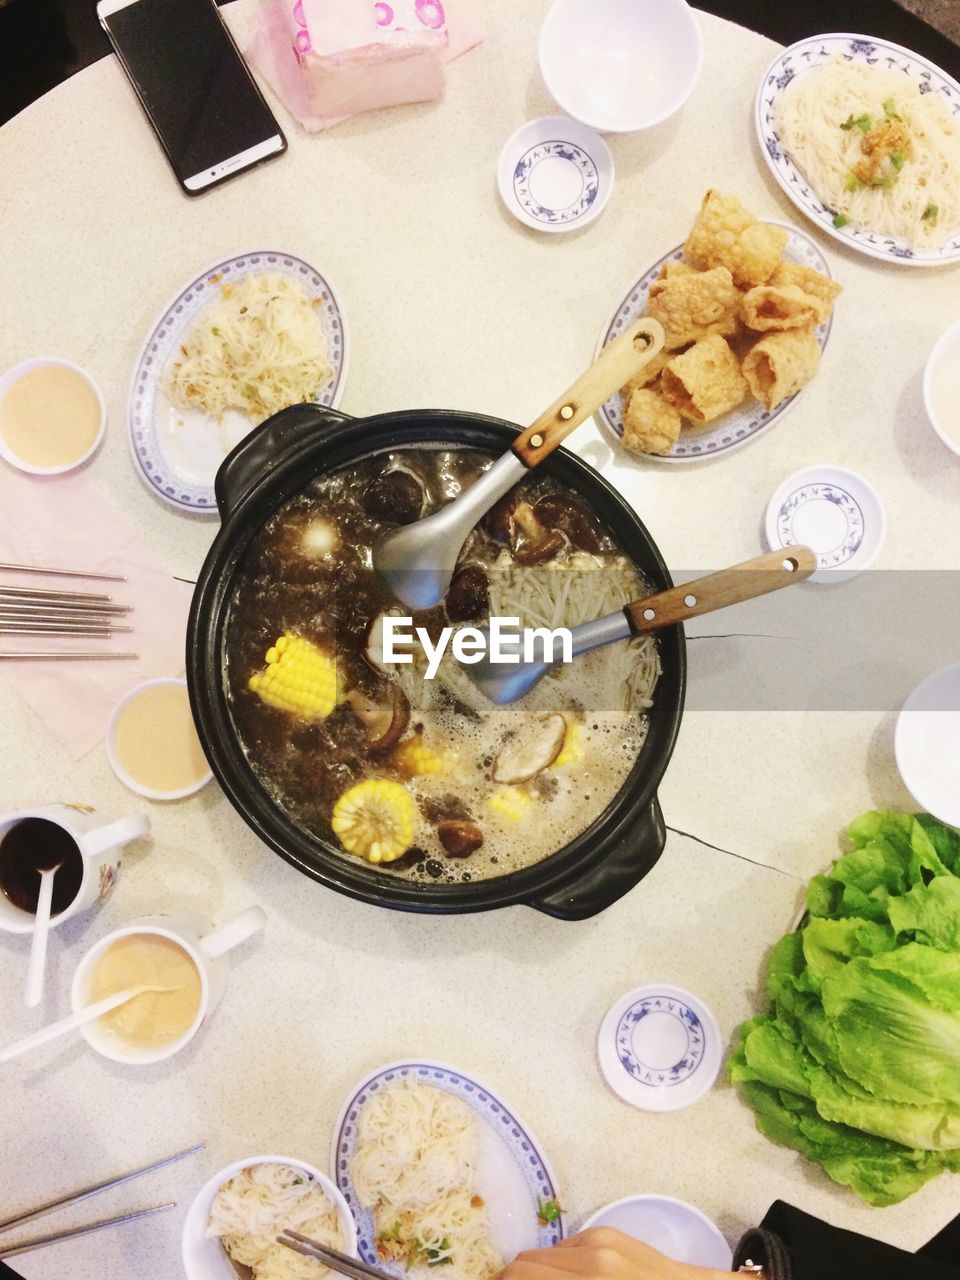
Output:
[625, 547, 817, 634]
[512, 317, 666, 468]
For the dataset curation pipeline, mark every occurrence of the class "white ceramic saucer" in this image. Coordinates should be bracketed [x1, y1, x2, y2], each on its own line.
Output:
[895, 663, 960, 827]
[765, 464, 885, 583]
[581, 1195, 731, 1269]
[497, 116, 614, 234]
[597, 984, 721, 1112]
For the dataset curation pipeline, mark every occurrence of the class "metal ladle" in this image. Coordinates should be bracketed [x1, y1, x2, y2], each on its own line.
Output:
[464, 547, 818, 704]
[374, 317, 665, 609]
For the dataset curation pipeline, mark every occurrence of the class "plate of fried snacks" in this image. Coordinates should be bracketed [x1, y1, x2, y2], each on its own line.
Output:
[597, 191, 839, 460]
[129, 250, 348, 513]
[333, 1060, 564, 1280]
[756, 34, 960, 266]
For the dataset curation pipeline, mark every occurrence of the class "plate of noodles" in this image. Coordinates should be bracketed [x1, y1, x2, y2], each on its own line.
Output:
[129, 250, 348, 513]
[756, 33, 960, 266]
[333, 1060, 564, 1280]
[596, 191, 839, 461]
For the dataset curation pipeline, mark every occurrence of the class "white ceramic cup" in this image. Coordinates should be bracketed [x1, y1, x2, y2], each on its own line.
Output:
[0, 356, 106, 475]
[0, 804, 149, 935]
[181, 1155, 357, 1280]
[70, 906, 267, 1064]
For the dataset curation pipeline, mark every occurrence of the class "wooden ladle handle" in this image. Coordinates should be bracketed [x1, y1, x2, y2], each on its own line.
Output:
[624, 546, 817, 634]
[512, 317, 666, 469]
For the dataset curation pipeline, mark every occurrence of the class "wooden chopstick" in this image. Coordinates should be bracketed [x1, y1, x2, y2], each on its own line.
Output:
[0, 562, 126, 582]
[278, 1231, 395, 1280]
[0, 1204, 175, 1258]
[0, 1143, 204, 1236]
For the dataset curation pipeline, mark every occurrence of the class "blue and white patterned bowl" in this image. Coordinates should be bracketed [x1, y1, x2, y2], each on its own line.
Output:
[597, 985, 722, 1112]
[332, 1060, 563, 1270]
[765, 464, 886, 583]
[596, 223, 834, 461]
[755, 33, 960, 267]
[128, 251, 348, 514]
[497, 116, 614, 234]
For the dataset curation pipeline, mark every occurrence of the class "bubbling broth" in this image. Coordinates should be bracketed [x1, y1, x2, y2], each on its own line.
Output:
[224, 448, 661, 884]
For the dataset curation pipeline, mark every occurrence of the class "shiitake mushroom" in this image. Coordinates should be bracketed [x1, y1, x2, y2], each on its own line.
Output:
[362, 466, 427, 525]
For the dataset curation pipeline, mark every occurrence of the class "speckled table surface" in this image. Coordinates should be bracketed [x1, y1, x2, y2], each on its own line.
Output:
[2, 3, 960, 1276]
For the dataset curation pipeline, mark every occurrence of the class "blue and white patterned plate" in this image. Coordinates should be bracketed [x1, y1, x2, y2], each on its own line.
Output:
[128, 250, 348, 514]
[497, 116, 614, 234]
[756, 33, 960, 267]
[597, 985, 721, 1112]
[765, 464, 886, 582]
[332, 1060, 564, 1270]
[596, 222, 834, 461]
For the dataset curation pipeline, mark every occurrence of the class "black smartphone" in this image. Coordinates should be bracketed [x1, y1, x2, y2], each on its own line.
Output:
[97, 0, 286, 195]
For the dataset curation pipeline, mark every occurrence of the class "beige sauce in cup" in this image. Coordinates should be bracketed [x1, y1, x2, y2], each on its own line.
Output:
[930, 356, 960, 449]
[0, 365, 101, 468]
[113, 683, 210, 795]
[92, 934, 202, 1046]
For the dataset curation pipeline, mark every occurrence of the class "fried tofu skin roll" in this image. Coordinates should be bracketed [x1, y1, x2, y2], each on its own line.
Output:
[769, 261, 842, 318]
[684, 190, 787, 287]
[655, 259, 697, 282]
[620, 348, 674, 407]
[623, 388, 682, 456]
[742, 328, 821, 412]
[660, 335, 748, 424]
[741, 283, 825, 332]
[648, 265, 742, 349]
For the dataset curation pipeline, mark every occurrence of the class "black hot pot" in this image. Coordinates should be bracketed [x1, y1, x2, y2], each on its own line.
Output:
[187, 405, 686, 920]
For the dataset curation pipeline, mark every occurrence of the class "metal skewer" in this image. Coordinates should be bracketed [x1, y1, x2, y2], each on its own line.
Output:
[0, 624, 128, 634]
[0, 600, 132, 617]
[0, 1142, 204, 1235]
[0, 611, 131, 625]
[0, 651, 140, 660]
[0, 585, 113, 604]
[0, 562, 126, 582]
[0, 1204, 175, 1258]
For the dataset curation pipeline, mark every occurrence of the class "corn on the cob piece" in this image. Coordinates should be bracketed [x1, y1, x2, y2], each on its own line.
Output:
[331, 779, 416, 863]
[487, 786, 533, 823]
[392, 734, 445, 777]
[248, 632, 338, 719]
[552, 718, 582, 767]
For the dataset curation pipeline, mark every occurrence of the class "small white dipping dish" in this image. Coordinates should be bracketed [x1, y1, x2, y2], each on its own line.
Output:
[895, 663, 960, 827]
[497, 116, 614, 234]
[924, 316, 960, 459]
[765, 464, 885, 584]
[581, 1195, 731, 1270]
[107, 677, 213, 800]
[182, 1155, 357, 1280]
[598, 984, 721, 1112]
[539, 0, 703, 133]
[0, 357, 105, 475]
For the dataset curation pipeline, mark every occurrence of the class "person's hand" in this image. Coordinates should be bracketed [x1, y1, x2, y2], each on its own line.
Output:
[496, 1226, 731, 1280]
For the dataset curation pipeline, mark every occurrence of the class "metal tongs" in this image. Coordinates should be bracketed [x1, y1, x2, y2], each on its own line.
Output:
[277, 1230, 397, 1280]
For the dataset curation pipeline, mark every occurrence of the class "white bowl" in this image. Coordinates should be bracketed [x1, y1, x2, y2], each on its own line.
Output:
[0, 356, 106, 475]
[765, 464, 886, 584]
[538, 0, 703, 133]
[581, 1194, 731, 1269]
[182, 1155, 358, 1280]
[497, 116, 615, 234]
[107, 677, 213, 801]
[924, 317, 960, 459]
[895, 663, 960, 826]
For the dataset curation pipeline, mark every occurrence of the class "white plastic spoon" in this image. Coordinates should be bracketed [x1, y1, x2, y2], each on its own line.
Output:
[1, 984, 177, 1063]
[24, 864, 59, 1009]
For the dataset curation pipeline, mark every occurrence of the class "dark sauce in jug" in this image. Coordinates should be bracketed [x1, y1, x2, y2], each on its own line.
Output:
[0, 818, 84, 914]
